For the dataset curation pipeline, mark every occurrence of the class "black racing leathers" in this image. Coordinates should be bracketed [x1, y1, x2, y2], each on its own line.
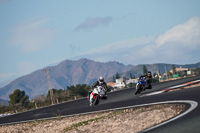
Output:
[92, 81, 107, 90]
[139, 75, 152, 89]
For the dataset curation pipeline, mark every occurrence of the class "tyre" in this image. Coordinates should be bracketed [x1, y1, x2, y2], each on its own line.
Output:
[94, 96, 99, 105]
[92, 95, 99, 106]
[102, 95, 107, 100]
[135, 84, 142, 95]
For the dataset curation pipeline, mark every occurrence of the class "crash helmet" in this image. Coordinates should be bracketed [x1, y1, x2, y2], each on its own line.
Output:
[98, 76, 104, 83]
[147, 71, 152, 76]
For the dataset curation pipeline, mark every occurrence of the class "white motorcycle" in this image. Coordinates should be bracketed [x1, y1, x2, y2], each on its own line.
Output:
[89, 86, 106, 106]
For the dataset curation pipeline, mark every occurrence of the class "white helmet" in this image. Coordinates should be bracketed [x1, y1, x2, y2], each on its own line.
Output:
[98, 76, 104, 83]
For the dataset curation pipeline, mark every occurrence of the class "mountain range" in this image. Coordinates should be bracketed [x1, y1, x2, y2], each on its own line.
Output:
[0, 99, 8, 106]
[0, 58, 132, 100]
[0, 58, 199, 101]
[118, 62, 200, 79]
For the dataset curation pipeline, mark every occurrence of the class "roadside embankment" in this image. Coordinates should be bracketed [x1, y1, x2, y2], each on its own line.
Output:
[0, 103, 186, 133]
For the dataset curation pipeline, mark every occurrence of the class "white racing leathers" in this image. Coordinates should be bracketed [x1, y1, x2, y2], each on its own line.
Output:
[89, 86, 105, 106]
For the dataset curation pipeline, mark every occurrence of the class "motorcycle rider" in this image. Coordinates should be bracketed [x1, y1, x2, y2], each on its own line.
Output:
[88, 76, 108, 99]
[139, 71, 152, 90]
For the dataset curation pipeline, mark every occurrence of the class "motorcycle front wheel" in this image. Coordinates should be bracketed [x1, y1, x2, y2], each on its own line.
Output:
[92, 95, 99, 106]
[135, 84, 142, 95]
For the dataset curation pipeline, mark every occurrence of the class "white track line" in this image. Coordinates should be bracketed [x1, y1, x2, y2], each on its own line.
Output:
[142, 100, 198, 132]
[141, 79, 200, 97]
[140, 91, 164, 97]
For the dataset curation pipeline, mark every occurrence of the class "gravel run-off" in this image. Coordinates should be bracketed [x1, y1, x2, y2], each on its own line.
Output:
[0, 103, 186, 133]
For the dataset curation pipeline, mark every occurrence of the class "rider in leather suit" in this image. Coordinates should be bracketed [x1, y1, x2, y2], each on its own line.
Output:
[88, 76, 107, 99]
[139, 71, 152, 90]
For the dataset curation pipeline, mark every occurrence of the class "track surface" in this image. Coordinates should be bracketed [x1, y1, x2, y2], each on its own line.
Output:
[0, 76, 200, 132]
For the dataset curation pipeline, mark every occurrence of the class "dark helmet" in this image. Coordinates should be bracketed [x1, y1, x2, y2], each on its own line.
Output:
[147, 71, 152, 76]
[98, 76, 104, 83]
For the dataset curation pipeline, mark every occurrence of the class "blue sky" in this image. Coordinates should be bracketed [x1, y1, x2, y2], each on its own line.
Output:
[0, 0, 200, 87]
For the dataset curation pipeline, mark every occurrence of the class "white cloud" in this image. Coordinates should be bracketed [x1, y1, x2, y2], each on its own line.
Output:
[74, 16, 113, 32]
[129, 17, 200, 64]
[10, 18, 58, 53]
[147, 16, 200, 63]
[83, 36, 154, 55]
[76, 17, 200, 65]
[73, 36, 155, 64]
[155, 17, 200, 48]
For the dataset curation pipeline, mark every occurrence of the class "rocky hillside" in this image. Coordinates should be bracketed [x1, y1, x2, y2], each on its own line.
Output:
[0, 58, 133, 100]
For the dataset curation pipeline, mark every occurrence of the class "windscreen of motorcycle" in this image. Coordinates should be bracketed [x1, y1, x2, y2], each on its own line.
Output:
[98, 86, 105, 95]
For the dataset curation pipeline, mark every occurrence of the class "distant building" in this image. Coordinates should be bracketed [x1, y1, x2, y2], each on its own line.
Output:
[126, 78, 138, 84]
[114, 78, 124, 88]
[114, 78, 138, 88]
[169, 66, 188, 73]
[187, 68, 196, 75]
[107, 82, 115, 88]
[160, 66, 194, 80]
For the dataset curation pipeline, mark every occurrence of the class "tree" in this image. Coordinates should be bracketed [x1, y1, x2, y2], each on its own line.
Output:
[152, 77, 159, 83]
[194, 68, 200, 75]
[66, 84, 90, 98]
[172, 65, 176, 74]
[115, 72, 120, 79]
[130, 73, 133, 79]
[167, 71, 173, 78]
[143, 65, 148, 75]
[32, 95, 49, 107]
[113, 76, 115, 82]
[9, 89, 29, 106]
[127, 82, 136, 88]
[107, 86, 114, 92]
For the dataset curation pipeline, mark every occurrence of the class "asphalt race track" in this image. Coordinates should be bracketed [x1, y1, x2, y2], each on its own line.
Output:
[0, 76, 200, 133]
